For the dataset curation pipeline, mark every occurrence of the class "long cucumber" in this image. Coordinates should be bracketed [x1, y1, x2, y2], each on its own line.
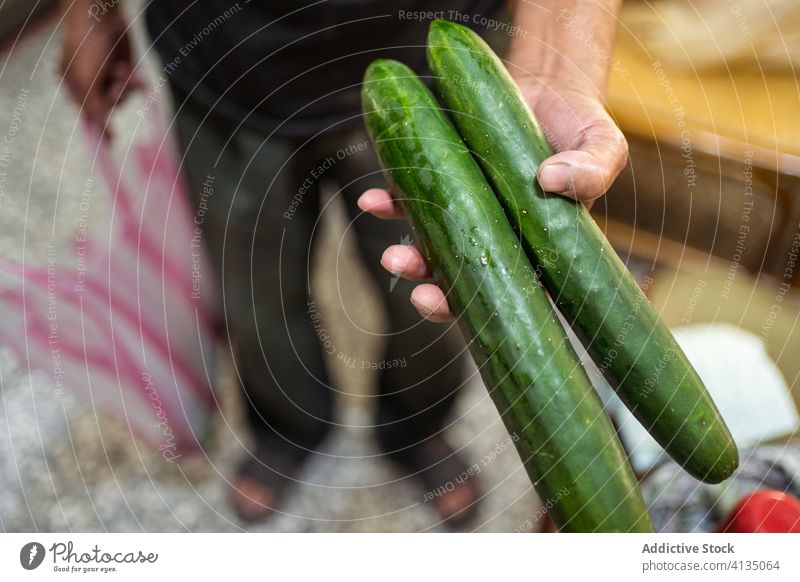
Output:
[362, 59, 653, 531]
[427, 19, 738, 483]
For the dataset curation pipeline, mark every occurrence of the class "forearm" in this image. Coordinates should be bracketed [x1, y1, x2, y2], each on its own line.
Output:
[507, 0, 622, 97]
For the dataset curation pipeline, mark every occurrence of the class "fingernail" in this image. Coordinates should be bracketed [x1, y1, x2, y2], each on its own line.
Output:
[388, 250, 408, 273]
[538, 163, 570, 193]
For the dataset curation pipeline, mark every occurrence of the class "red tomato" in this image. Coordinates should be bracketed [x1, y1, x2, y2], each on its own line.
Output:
[719, 490, 800, 533]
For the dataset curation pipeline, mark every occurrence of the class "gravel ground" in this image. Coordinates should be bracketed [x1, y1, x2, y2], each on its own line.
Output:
[0, 9, 540, 532]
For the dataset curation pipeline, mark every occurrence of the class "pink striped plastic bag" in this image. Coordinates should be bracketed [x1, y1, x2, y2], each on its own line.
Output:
[0, 96, 218, 460]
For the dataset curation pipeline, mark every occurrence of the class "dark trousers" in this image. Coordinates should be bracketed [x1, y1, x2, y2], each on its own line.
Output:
[171, 91, 466, 462]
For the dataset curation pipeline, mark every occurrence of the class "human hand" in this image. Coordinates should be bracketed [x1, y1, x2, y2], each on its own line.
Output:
[361, 0, 628, 322]
[59, 1, 141, 139]
[358, 80, 627, 323]
[514, 76, 628, 205]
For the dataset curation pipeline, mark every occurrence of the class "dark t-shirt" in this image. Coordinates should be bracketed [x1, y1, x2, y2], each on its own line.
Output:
[145, 0, 502, 137]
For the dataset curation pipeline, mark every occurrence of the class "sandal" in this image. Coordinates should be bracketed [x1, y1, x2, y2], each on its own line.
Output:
[229, 446, 301, 523]
[390, 436, 482, 526]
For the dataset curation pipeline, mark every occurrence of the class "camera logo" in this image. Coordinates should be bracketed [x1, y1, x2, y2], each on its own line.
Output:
[20, 542, 46, 570]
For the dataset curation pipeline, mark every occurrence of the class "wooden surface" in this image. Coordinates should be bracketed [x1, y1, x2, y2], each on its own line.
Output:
[607, 28, 800, 176]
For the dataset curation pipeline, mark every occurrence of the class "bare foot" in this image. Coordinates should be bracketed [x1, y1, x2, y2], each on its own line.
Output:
[230, 475, 280, 522]
[433, 476, 480, 524]
[390, 437, 482, 526]
[229, 448, 299, 523]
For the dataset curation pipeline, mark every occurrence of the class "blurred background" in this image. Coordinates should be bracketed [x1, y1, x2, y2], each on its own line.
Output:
[0, 0, 798, 532]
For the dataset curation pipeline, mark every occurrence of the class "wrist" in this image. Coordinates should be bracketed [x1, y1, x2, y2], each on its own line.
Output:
[506, 0, 622, 101]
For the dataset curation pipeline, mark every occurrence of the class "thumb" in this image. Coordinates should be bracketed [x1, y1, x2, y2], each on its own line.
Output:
[537, 110, 628, 204]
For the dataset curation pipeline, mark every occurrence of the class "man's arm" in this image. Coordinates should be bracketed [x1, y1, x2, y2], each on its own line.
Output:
[507, 0, 621, 97]
[506, 0, 628, 203]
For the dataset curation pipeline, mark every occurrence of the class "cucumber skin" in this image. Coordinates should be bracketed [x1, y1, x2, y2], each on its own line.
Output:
[362, 59, 653, 532]
[427, 19, 738, 484]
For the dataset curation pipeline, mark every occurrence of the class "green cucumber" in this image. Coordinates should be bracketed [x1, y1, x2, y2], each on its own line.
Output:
[427, 19, 738, 483]
[362, 59, 653, 532]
